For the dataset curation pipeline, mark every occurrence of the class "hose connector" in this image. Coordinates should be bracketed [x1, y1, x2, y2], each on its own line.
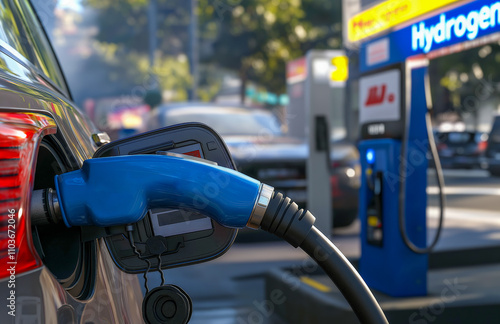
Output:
[30, 188, 63, 226]
[260, 191, 316, 247]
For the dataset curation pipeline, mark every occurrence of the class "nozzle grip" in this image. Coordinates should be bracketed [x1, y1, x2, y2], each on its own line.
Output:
[55, 155, 261, 228]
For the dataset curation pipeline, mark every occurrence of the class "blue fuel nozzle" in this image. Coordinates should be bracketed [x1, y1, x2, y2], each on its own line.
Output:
[54, 155, 272, 228]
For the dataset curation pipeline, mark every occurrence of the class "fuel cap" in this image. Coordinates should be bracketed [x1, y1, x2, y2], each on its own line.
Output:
[142, 285, 192, 324]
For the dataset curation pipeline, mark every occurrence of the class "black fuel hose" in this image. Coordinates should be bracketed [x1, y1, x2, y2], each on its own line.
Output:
[259, 191, 388, 324]
[399, 112, 445, 254]
[301, 227, 387, 324]
[398, 69, 446, 254]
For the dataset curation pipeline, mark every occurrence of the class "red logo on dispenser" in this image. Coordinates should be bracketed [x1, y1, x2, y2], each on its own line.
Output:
[365, 84, 395, 107]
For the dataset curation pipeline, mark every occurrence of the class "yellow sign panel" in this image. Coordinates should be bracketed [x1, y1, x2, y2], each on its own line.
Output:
[348, 0, 461, 42]
[330, 56, 349, 82]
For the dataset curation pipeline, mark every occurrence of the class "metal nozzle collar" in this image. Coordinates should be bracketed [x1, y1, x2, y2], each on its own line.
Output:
[247, 184, 274, 229]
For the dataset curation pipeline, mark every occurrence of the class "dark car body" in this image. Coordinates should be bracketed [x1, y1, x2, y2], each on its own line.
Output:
[147, 103, 360, 227]
[485, 115, 500, 176]
[435, 131, 488, 169]
[0, 1, 143, 322]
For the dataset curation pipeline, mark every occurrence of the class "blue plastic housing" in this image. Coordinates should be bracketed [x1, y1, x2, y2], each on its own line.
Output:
[359, 139, 428, 297]
[55, 155, 261, 228]
[358, 65, 430, 297]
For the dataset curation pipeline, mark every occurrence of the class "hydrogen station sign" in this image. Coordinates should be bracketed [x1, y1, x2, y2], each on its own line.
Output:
[412, 2, 500, 53]
[360, 0, 500, 72]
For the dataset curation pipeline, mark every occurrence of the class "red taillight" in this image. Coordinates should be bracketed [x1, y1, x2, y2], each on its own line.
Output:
[330, 175, 342, 198]
[477, 140, 488, 153]
[0, 112, 56, 278]
[437, 143, 448, 151]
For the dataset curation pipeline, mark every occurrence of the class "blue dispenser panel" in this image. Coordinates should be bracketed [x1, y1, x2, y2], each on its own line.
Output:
[359, 139, 427, 297]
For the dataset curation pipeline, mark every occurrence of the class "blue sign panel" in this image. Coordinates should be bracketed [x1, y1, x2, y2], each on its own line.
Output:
[360, 0, 500, 72]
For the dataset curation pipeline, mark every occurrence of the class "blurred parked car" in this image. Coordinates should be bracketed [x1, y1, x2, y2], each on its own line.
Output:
[0, 1, 143, 322]
[147, 103, 360, 227]
[434, 131, 488, 169]
[485, 115, 500, 176]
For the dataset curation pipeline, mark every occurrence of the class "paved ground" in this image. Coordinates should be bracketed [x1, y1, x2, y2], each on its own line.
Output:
[139, 169, 500, 323]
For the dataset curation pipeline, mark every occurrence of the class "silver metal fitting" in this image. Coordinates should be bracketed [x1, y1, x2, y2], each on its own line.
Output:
[47, 188, 61, 223]
[247, 184, 274, 229]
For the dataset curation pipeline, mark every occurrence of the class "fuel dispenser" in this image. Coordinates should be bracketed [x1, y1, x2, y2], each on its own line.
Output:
[358, 60, 445, 297]
[286, 50, 348, 235]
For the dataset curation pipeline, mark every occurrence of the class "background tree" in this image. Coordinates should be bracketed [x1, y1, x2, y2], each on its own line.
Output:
[80, 0, 193, 103]
[430, 44, 500, 130]
[60, 0, 342, 104]
[199, 0, 342, 102]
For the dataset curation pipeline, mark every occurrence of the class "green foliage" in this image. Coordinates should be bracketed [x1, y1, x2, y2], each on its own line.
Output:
[83, 0, 192, 101]
[84, 0, 341, 102]
[144, 89, 162, 107]
[430, 44, 500, 120]
[202, 0, 342, 95]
